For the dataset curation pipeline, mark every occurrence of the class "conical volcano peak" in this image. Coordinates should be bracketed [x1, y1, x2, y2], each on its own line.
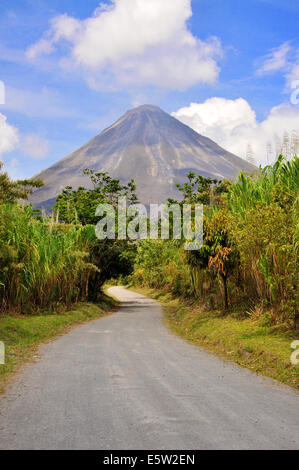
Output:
[123, 104, 166, 118]
[102, 104, 168, 135]
[30, 105, 256, 209]
[128, 104, 164, 113]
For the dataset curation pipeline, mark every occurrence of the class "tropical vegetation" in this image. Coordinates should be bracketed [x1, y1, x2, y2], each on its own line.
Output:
[0, 167, 137, 313]
[132, 156, 299, 328]
[0, 156, 298, 329]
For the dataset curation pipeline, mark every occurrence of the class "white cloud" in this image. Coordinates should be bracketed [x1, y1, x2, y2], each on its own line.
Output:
[26, 38, 55, 60]
[173, 98, 299, 166]
[0, 113, 50, 172]
[26, 0, 223, 90]
[26, 15, 81, 61]
[287, 60, 299, 85]
[0, 112, 19, 159]
[3, 157, 20, 180]
[256, 42, 291, 75]
[256, 42, 299, 89]
[22, 134, 50, 159]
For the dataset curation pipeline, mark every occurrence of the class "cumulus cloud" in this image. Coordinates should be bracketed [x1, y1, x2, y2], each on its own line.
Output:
[0, 113, 50, 175]
[0, 112, 19, 159]
[22, 134, 50, 159]
[173, 98, 299, 166]
[26, 0, 223, 90]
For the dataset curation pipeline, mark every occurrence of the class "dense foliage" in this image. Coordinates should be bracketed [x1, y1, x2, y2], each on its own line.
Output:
[0, 204, 99, 312]
[0, 168, 137, 313]
[132, 156, 299, 328]
[54, 169, 137, 225]
[1, 156, 298, 328]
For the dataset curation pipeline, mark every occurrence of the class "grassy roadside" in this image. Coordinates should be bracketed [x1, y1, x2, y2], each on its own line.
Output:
[0, 293, 118, 393]
[130, 286, 299, 390]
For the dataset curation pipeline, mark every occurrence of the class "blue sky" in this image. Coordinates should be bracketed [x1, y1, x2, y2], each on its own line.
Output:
[0, 0, 299, 178]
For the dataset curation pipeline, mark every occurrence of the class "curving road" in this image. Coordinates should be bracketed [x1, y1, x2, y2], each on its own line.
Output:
[0, 286, 298, 450]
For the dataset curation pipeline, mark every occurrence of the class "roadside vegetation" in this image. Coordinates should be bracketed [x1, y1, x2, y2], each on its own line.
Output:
[0, 165, 131, 389]
[131, 287, 299, 389]
[129, 156, 298, 388]
[132, 156, 299, 330]
[0, 155, 298, 389]
[0, 166, 137, 314]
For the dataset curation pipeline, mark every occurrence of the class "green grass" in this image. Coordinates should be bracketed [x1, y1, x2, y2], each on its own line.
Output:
[130, 286, 299, 390]
[0, 294, 118, 393]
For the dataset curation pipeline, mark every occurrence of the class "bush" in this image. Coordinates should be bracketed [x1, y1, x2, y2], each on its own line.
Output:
[132, 156, 299, 327]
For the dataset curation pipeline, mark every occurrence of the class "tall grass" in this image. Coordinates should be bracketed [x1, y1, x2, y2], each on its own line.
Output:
[0, 204, 98, 313]
[228, 155, 299, 213]
[132, 156, 299, 327]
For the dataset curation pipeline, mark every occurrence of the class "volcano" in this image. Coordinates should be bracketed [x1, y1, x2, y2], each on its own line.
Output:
[30, 104, 256, 208]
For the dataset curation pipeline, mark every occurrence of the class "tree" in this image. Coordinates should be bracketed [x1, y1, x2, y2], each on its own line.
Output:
[290, 130, 299, 156]
[187, 210, 238, 310]
[172, 172, 236, 309]
[282, 130, 290, 158]
[54, 169, 137, 225]
[246, 143, 256, 166]
[274, 134, 282, 159]
[54, 169, 139, 294]
[0, 162, 43, 205]
[266, 141, 273, 165]
[169, 171, 230, 207]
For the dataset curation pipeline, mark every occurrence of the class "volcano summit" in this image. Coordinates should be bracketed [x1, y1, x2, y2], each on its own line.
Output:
[30, 105, 256, 208]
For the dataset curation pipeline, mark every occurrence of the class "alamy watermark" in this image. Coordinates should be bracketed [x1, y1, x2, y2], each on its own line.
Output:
[0, 80, 5, 105]
[290, 341, 299, 365]
[290, 80, 299, 105]
[0, 341, 4, 365]
[95, 197, 203, 251]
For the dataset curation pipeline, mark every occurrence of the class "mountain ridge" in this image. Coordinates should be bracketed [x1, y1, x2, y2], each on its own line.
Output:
[29, 104, 256, 208]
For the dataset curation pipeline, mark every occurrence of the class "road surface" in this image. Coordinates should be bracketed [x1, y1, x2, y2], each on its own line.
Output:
[0, 286, 298, 450]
